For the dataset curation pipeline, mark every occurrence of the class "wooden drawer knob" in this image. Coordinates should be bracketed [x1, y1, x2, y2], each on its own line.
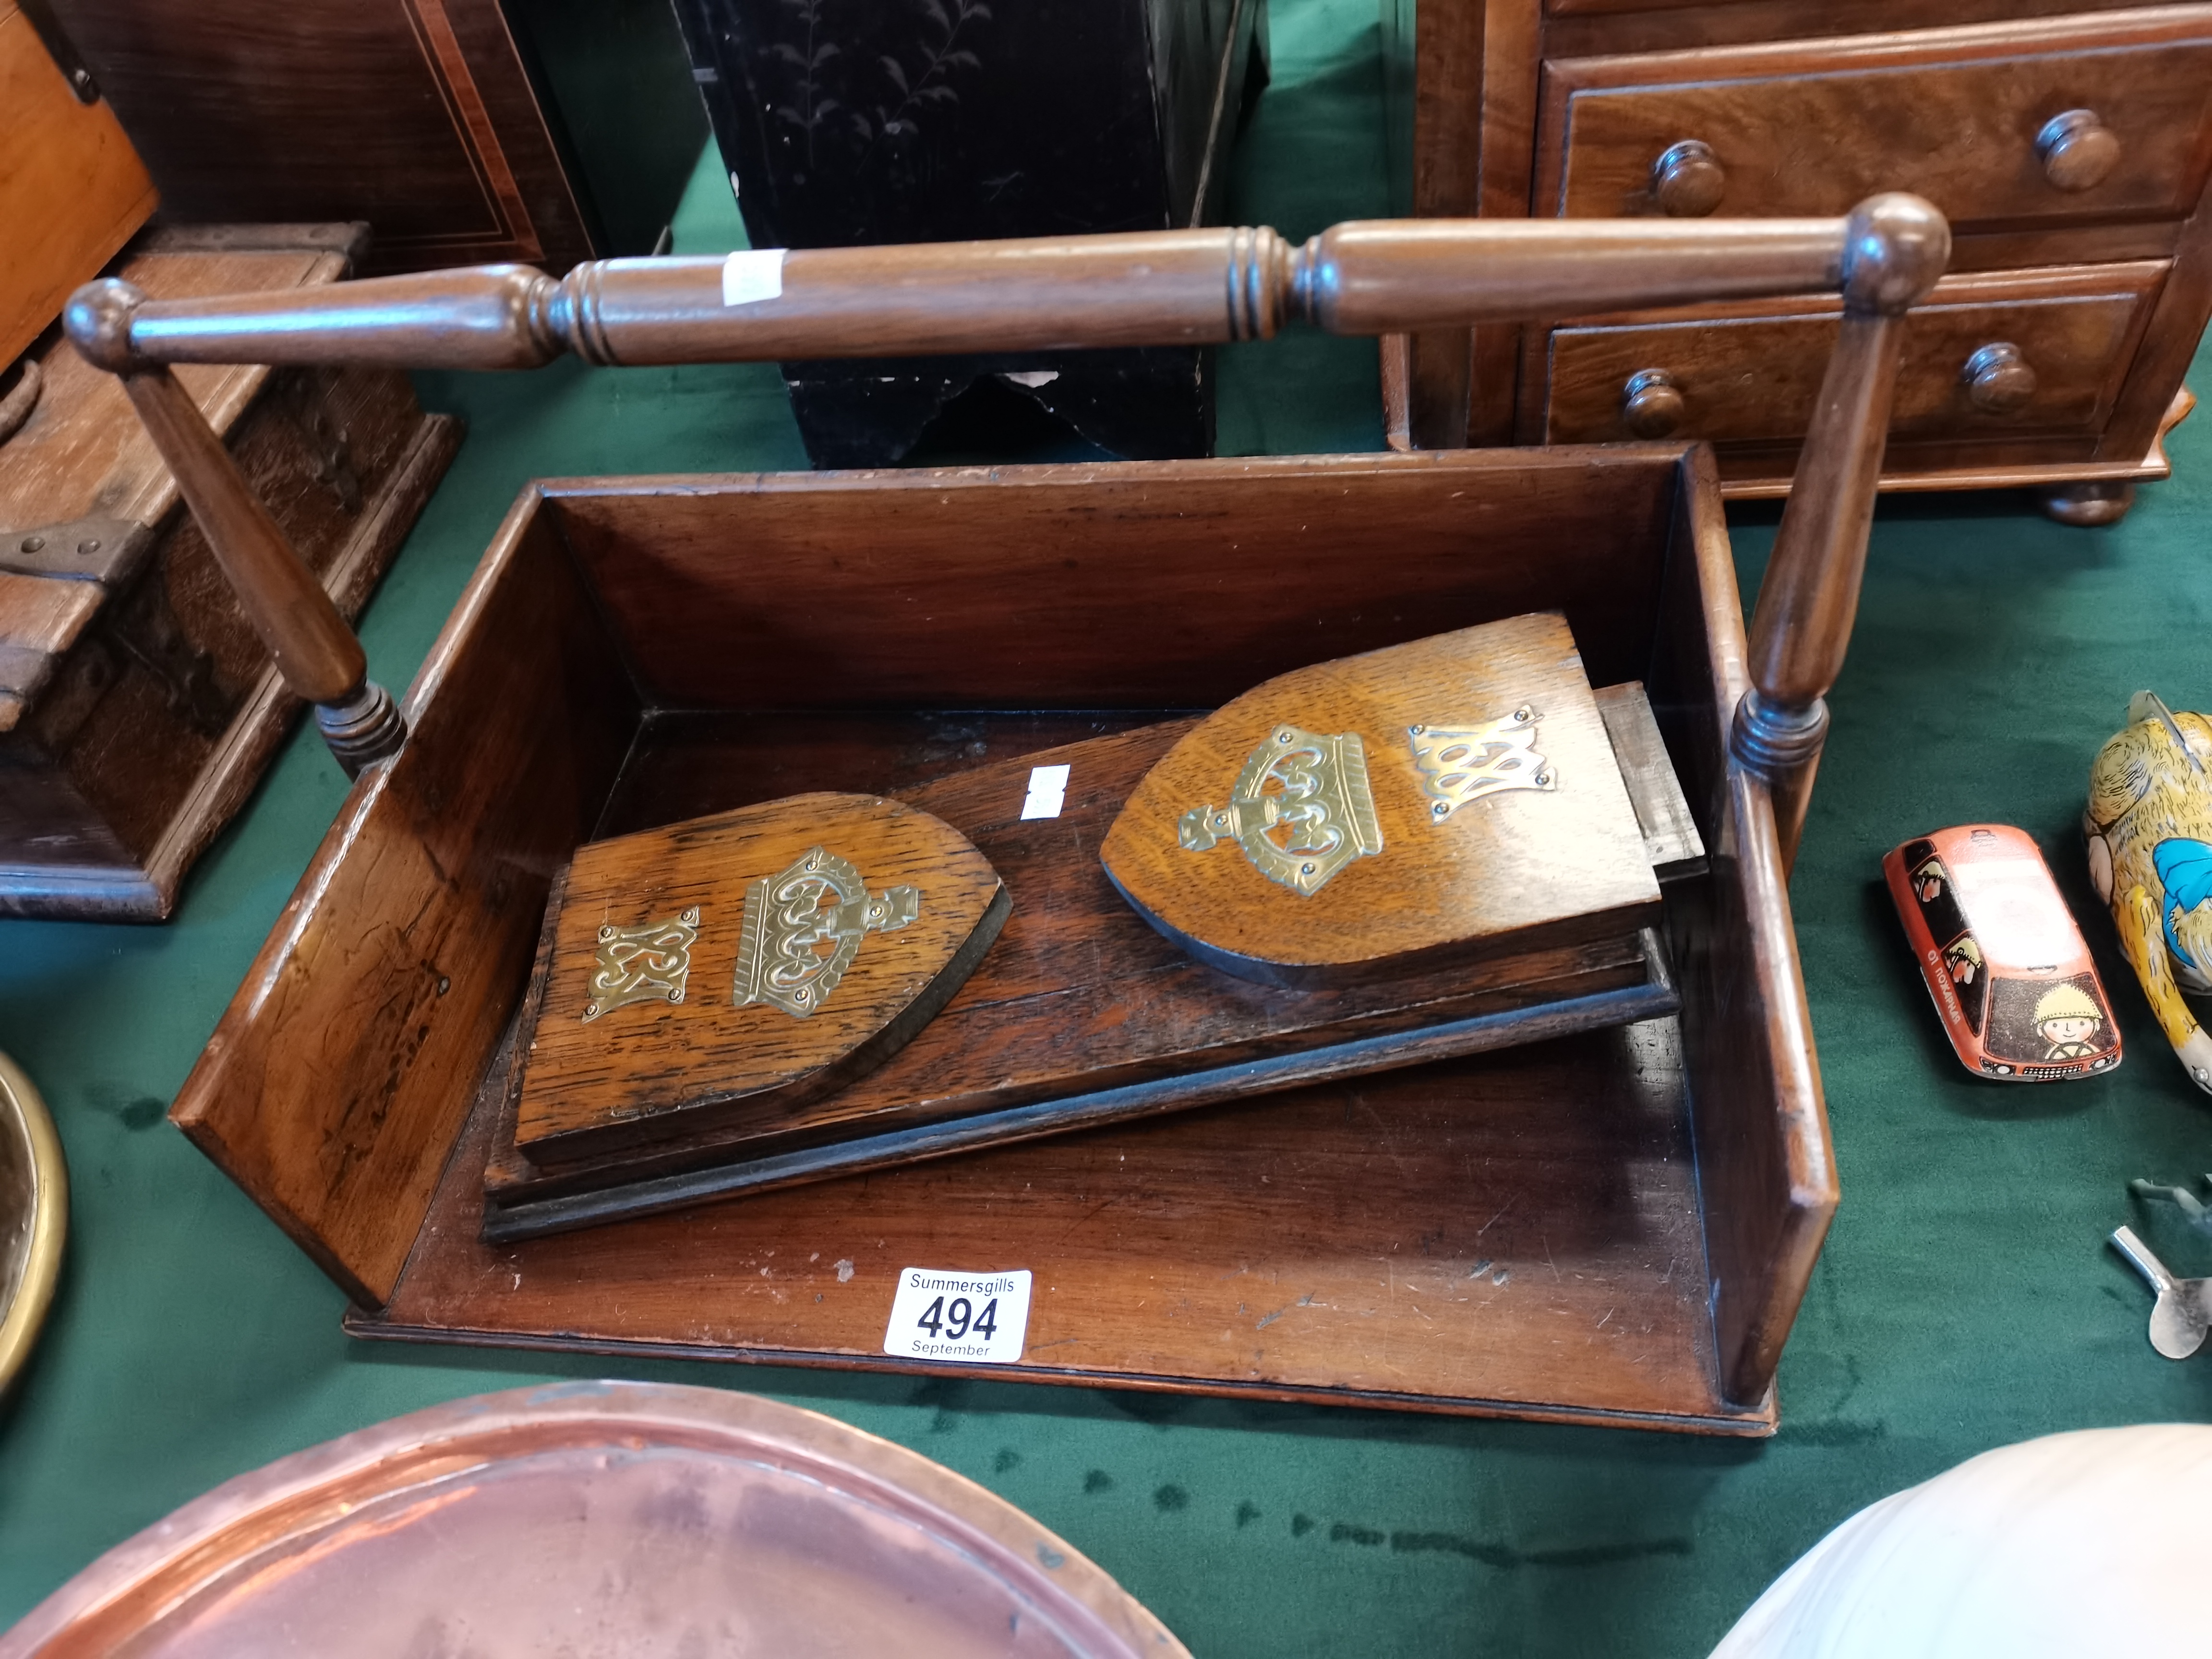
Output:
[1622, 368, 1686, 437]
[1650, 141, 1725, 217]
[1962, 342, 2037, 414]
[2037, 109, 2120, 192]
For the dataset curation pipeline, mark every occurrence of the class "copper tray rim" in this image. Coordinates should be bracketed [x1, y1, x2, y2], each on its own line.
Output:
[0, 1379, 1190, 1658]
[0, 1049, 66, 1397]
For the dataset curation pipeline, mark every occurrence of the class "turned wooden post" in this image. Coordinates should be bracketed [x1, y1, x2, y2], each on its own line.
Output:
[1729, 194, 1951, 872]
[64, 281, 406, 776]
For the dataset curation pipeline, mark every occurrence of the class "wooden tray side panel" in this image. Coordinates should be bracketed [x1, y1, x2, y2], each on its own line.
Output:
[546, 450, 1681, 711]
[380, 1014, 1759, 1432]
[168, 496, 639, 1303]
[1648, 447, 1836, 1407]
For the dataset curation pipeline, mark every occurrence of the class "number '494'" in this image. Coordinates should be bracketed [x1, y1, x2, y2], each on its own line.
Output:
[916, 1295, 999, 1341]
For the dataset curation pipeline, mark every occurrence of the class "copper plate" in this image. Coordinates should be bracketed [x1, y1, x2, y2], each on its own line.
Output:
[0, 1049, 65, 1395]
[0, 1381, 1189, 1658]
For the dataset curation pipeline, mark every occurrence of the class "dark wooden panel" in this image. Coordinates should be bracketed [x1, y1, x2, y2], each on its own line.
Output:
[548, 450, 1681, 711]
[1543, 0, 2205, 52]
[48, 0, 595, 270]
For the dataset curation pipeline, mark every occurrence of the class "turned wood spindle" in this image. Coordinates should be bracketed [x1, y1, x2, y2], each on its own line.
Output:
[71, 197, 1947, 838]
[1730, 193, 1951, 870]
[64, 281, 406, 777]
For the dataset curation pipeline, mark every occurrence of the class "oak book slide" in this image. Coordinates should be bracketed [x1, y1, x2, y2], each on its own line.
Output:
[489, 611, 1700, 1240]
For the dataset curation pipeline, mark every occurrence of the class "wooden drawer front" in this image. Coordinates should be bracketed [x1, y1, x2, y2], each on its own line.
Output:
[1541, 10, 2212, 229]
[1542, 264, 2165, 445]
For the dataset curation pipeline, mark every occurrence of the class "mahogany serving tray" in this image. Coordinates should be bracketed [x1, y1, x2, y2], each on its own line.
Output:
[169, 445, 1835, 1435]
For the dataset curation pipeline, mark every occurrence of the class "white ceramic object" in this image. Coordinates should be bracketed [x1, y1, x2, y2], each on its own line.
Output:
[1712, 1425, 2212, 1658]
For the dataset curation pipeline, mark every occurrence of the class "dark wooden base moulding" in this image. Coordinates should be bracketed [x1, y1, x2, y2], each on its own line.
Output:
[173, 445, 1835, 1436]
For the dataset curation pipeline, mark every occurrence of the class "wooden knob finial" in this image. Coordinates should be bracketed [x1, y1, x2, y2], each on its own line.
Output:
[1621, 369, 1686, 438]
[2037, 110, 2120, 192]
[1837, 193, 1950, 315]
[64, 278, 148, 373]
[1962, 342, 2037, 414]
[1650, 141, 1726, 217]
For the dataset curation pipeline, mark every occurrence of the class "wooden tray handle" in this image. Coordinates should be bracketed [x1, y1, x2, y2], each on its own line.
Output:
[66, 196, 1947, 838]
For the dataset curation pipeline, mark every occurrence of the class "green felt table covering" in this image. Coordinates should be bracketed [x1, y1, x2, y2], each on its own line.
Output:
[4, 1, 2210, 1651]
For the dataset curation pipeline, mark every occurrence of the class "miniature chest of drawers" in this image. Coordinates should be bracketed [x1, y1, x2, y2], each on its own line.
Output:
[1385, 0, 2212, 520]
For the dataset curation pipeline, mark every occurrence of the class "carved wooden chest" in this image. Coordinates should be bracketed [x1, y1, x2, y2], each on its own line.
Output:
[0, 227, 458, 920]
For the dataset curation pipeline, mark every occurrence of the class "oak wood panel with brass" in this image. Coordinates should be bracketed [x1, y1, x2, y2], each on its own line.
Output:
[1101, 613, 1659, 986]
[481, 717, 1668, 1239]
[1537, 11, 2212, 228]
[1539, 261, 2166, 446]
[514, 794, 1007, 1162]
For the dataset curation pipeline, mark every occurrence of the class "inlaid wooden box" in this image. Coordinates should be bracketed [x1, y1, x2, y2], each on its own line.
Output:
[172, 444, 1833, 1435]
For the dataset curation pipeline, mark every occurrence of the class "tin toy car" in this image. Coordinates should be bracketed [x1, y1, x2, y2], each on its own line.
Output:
[1884, 824, 2121, 1081]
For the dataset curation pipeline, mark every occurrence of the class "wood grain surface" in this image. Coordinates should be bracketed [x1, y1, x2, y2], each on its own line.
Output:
[1538, 11, 2212, 226]
[169, 499, 638, 1305]
[382, 1014, 1767, 1433]
[1103, 614, 1659, 986]
[46, 0, 593, 271]
[0, 0, 156, 367]
[515, 794, 1006, 1160]
[553, 451, 1680, 721]
[1395, 0, 2212, 497]
[1539, 261, 2166, 446]
[483, 715, 1672, 1235]
[179, 448, 1828, 1425]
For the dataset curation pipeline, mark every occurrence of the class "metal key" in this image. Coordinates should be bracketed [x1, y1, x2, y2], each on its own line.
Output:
[2110, 1226, 2212, 1359]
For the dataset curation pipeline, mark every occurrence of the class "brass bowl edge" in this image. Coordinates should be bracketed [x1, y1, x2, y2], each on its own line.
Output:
[0, 1049, 67, 1394]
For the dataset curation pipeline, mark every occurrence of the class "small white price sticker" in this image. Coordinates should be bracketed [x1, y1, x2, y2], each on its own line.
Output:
[883, 1267, 1032, 1364]
[721, 248, 786, 306]
[1019, 763, 1071, 820]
